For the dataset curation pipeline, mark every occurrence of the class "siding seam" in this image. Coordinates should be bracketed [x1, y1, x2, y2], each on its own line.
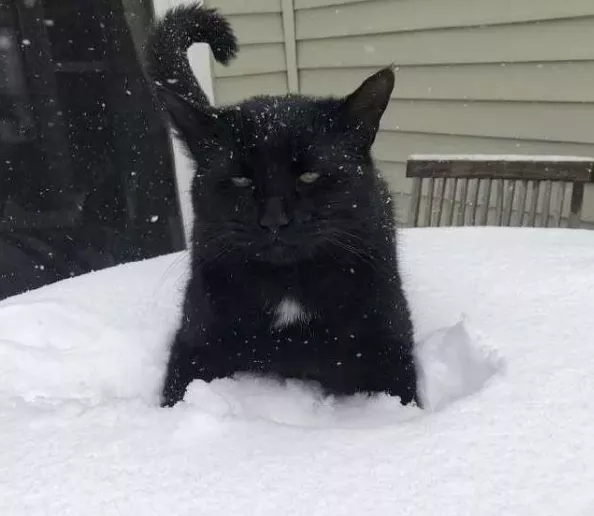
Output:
[281, 0, 300, 92]
[296, 16, 594, 42]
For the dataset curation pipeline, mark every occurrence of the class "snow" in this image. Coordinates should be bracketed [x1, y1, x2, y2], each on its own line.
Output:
[1, 227, 594, 515]
[408, 153, 594, 162]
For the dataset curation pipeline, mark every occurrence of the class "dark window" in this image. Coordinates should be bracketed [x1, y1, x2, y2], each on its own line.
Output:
[0, 0, 184, 299]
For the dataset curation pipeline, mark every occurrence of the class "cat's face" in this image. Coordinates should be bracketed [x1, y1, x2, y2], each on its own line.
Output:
[162, 68, 395, 265]
[191, 101, 379, 265]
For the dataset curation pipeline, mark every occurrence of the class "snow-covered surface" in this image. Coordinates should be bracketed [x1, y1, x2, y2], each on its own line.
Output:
[408, 153, 594, 162]
[1, 227, 594, 515]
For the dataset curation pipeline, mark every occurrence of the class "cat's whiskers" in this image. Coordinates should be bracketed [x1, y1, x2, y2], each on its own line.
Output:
[325, 230, 379, 270]
[198, 242, 235, 265]
[153, 251, 189, 296]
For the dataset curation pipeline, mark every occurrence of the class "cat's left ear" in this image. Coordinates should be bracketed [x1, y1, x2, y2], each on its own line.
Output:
[155, 85, 221, 142]
[342, 65, 395, 145]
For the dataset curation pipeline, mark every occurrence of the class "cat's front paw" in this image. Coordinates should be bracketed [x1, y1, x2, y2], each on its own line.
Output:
[160, 368, 191, 408]
[160, 384, 186, 408]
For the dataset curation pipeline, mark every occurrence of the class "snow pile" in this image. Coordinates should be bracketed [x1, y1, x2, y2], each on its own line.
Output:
[1, 227, 593, 515]
[415, 320, 503, 412]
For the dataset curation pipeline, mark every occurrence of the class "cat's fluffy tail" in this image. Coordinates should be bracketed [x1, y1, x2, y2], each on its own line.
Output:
[146, 3, 237, 106]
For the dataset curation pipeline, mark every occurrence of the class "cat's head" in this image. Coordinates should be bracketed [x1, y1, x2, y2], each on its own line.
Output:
[161, 67, 395, 265]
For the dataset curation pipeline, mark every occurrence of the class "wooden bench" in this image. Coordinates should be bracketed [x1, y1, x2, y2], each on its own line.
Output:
[406, 154, 594, 229]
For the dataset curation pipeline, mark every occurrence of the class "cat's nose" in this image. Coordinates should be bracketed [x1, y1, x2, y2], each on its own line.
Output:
[259, 196, 290, 231]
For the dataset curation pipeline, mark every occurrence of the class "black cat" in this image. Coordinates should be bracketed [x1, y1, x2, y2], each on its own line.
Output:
[146, 4, 419, 408]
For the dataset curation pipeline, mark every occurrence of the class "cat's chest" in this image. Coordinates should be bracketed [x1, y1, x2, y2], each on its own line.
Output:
[208, 265, 371, 329]
[270, 297, 312, 329]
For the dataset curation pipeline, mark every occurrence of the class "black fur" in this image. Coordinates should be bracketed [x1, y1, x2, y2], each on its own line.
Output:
[146, 4, 237, 107]
[147, 4, 419, 408]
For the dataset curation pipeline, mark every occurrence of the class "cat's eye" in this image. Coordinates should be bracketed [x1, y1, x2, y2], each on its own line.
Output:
[298, 172, 320, 184]
[230, 176, 252, 188]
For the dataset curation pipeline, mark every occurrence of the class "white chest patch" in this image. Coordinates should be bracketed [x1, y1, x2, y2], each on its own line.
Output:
[272, 297, 310, 329]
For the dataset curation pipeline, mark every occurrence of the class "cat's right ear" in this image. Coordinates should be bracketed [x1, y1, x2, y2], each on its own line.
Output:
[342, 64, 395, 146]
[156, 86, 220, 141]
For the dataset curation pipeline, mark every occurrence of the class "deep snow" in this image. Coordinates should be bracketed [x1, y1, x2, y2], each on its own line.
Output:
[1, 227, 593, 515]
